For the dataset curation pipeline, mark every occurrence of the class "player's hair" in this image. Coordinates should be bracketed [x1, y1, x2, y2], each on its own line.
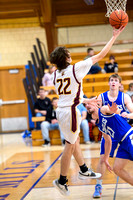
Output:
[50, 46, 70, 71]
[109, 73, 122, 83]
[87, 48, 93, 53]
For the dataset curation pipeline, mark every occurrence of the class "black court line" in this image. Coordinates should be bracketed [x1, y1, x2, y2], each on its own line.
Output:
[113, 176, 119, 200]
[20, 152, 63, 200]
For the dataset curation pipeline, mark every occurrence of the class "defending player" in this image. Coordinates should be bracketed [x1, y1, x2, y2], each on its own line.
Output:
[50, 26, 125, 196]
[93, 74, 133, 198]
[87, 102, 133, 186]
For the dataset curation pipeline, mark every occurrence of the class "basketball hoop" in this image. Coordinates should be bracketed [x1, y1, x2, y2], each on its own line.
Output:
[104, 0, 127, 17]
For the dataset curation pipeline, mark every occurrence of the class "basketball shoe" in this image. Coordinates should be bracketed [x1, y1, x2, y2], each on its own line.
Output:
[78, 169, 101, 180]
[93, 184, 102, 198]
[53, 179, 70, 196]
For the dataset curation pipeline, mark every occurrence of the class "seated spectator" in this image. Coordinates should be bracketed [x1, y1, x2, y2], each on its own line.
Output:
[77, 103, 90, 144]
[119, 83, 124, 92]
[42, 65, 56, 86]
[126, 83, 133, 97]
[41, 97, 65, 146]
[103, 55, 118, 73]
[42, 65, 56, 94]
[34, 88, 51, 129]
[84, 48, 102, 74]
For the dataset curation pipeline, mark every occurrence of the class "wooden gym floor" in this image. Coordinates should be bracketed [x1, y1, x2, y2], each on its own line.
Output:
[0, 133, 133, 200]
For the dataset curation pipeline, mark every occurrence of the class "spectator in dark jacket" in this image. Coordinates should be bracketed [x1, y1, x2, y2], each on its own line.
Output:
[103, 55, 118, 73]
[41, 97, 65, 146]
[34, 88, 51, 129]
[34, 88, 51, 116]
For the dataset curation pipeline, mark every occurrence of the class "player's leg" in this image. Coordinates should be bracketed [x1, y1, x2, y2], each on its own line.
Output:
[93, 154, 105, 198]
[53, 107, 76, 196]
[93, 137, 106, 198]
[93, 137, 118, 198]
[114, 139, 133, 186]
[113, 158, 133, 185]
[53, 140, 75, 196]
[60, 141, 75, 176]
[73, 136, 84, 165]
[72, 136, 101, 180]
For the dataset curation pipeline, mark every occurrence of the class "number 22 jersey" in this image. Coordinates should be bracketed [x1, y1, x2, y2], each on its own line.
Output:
[51, 58, 92, 107]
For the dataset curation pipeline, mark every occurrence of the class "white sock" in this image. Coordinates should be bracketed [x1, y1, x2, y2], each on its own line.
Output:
[96, 179, 102, 186]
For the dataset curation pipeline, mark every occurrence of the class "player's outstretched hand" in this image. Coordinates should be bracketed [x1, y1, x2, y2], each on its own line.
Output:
[113, 25, 125, 38]
[104, 160, 113, 173]
[108, 102, 118, 114]
[83, 97, 101, 106]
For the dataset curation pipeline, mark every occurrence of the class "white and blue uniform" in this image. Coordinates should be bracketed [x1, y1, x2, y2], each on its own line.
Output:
[101, 91, 126, 112]
[96, 109, 133, 161]
[100, 91, 127, 157]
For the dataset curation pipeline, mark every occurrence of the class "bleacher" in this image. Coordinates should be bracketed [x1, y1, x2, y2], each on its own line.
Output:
[27, 48, 133, 146]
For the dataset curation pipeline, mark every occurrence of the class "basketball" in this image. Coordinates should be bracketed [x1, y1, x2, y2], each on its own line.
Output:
[109, 10, 128, 29]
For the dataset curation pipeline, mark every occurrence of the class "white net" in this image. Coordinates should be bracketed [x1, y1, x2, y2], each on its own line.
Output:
[104, 0, 127, 17]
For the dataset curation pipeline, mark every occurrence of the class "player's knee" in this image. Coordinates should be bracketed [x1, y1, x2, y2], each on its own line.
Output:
[65, 140, 75, 152]
[70, 144, 75, 153]
[113, 164, 121, 175]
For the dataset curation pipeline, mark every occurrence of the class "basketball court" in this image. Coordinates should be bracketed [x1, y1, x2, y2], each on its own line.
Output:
[0, 133, 133, 200]
[0, 0, 133, 200]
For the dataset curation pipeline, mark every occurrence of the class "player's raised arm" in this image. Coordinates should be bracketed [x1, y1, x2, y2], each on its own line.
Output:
[83, 97, 101, 105]
[91, 26, 125, 65]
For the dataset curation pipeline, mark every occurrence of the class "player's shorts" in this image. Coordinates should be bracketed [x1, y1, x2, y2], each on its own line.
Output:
[116, 131, 133, 161]
[56, 106, 81, 144]
[100, 137, 118, 157]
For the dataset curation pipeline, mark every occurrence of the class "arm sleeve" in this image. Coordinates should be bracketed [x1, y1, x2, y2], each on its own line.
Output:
[34, 101, 39, 109]
[47, 98, 52, 107]
[45, 107, 52, 123]
[74, 57, 92, 82]
[104, 64, 108, 72]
